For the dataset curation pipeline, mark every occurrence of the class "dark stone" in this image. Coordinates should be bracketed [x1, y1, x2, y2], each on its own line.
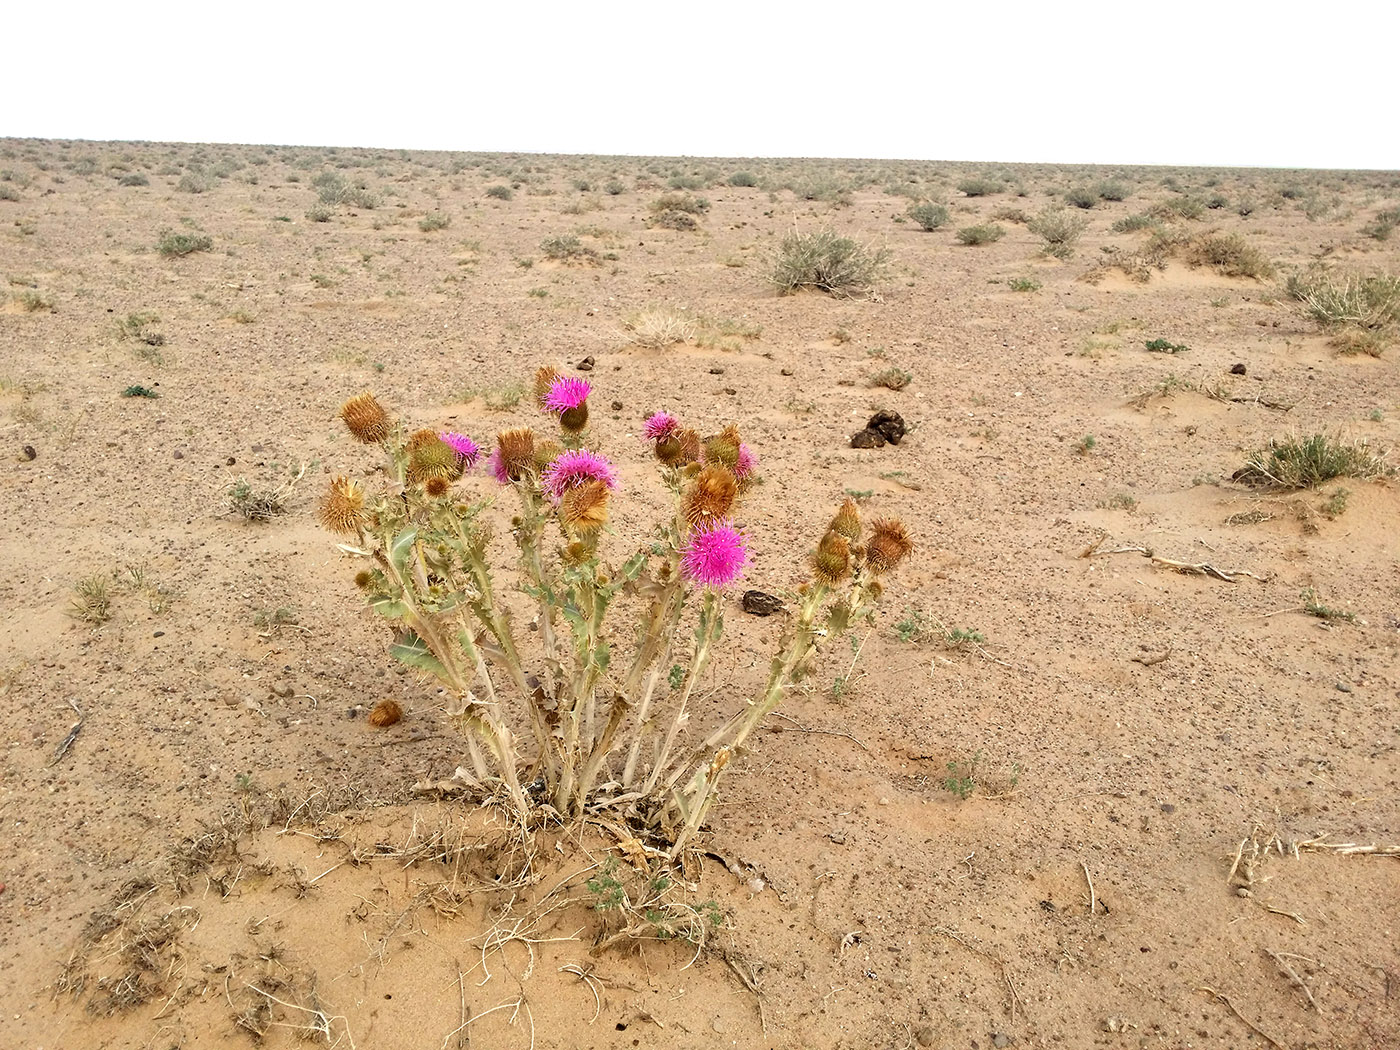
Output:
[20, 445, 37, 461]
[780, 368, 794, 376]
[741, 590, 784, 616]
[709, 366, 725, 375]
[867, 409, 906, 444]
[173, 449, 184, 459]
[1230, 362, 1247, 375]
[850, 428, 885, 449]
[576, 356, 595, 371]
[610, 400, 623, 411]
[226, 456, 236, 466]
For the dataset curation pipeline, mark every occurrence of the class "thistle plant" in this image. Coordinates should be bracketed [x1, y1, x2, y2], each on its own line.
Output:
[321, 373, 910, 859]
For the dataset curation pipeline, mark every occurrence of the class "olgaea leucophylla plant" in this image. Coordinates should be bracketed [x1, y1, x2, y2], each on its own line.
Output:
[321, 368, 912, 859]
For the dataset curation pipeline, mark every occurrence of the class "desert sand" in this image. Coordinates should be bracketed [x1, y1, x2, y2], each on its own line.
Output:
[1, 139, 1397, 1049]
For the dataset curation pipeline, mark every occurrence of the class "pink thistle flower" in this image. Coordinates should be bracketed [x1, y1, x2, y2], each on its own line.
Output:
[440, 431, 482, 468]
[486, 447, 510, 484]
[541, 448, 618, 501]
[681, 521, 749, 589]
[733, 443, 757, 480]
[542, 376, 591, 415]
[643, 411, 681, 443]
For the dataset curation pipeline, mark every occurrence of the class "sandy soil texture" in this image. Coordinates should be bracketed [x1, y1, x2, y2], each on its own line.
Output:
[1, 140, 1398, 1050]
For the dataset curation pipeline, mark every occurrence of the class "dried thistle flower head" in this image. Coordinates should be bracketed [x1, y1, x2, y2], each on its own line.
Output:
[353, 569, 374, 589]
[812, 529, 851, 585]
[533, 365, 560, 409]
[829, 498, 862, 541]
[424, 475, 450, 498]
[676, 427, 703, 466]
[865, 518, 913, 575]
[404, 428, 440, 453]
[560, 478, 610, 536]
[681, 465, 737, 530]
[490, 428, 536, 483]
[317, 476, 364, 535]
[339, 392, 390, 444]
[406, 435, 457, 485]
[368, 699, 402, 727]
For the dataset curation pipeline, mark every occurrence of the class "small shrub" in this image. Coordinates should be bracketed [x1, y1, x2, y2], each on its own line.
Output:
[1236, 433, 1392, 488]
[0, 184, 21, 202]
[667, 174, 705, 191]
[1185, 232, 1274, 278]
[1027, 207, 1088, 258]
[305, 204, 333, 223]
[870, 367, 912, 391]
[1151, 196, 1205, 221]
[728, 171, 758, 187]
[649, 193, 709, 216]
[1301, 588, 1357, 624]
[1064, 186, 1098, 209]
[624, 307, 695, 349]
[1144, 337, 1190, 354]
[1008, 277, 1041, 292]
[769, 230, 891, 297]
[603, 179, 626, 196]
[1111, 213, 1157, 233]
[907, 201, 949, 231]
[121, 385, 160, 398]
[956, 177, 1002, 197]
[157, 231, 212, 257]
[117, 173, 149, 187]
[541, 235, 598, 263]
[1362, 207, 1400, 241]
[1207, 193, 1230, 210]
[14, 290, 53, 313]
[418, 211, 451, 232]
[176, 172, 210, 194]
[1284, 267, 1400, 350]
[649, 210, 698, 231]
[485, 184, 513, 200]
[956, 223, 1005, 246]
[1096, 180, 1131, 202]
[990, 206, 1028, 224]
[70, 574, 112, 624]
[228, 478, 288, 521]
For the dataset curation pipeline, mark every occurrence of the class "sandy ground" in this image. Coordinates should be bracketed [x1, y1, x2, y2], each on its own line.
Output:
[1, 140, 1398, 1050]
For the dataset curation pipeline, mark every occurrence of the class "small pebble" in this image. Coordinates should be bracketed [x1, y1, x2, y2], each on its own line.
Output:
[781, 367, 794, 377]
[173, 449, 184, 459]
[576, 356, 595, 371]
[1230, 362, 1247, 375]
[610, 400, 622, 412]
[21, 445, 37, 461]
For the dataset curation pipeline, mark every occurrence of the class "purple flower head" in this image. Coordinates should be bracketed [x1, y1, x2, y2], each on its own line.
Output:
[733, 443, 757, 480]
[440, 431, 482, 468]
[681, 521, 749, 589]
[541, 448, 618, 501]
[643, 411, 681, 444]
[542, 376, 591, 415]
[486, 447, 509, 485]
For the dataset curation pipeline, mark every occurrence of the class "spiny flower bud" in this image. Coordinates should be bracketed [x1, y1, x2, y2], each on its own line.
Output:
[424, 475, 450, 498]
[829, 498, 862, 541]
[812, 529, 851, 586]
[338, 393, 391, 444]
[490, 428, 536, 483]
[353, 569, 375, 589]
[676, 428, 703, 465]
[406, 435, 457, 485]
[533, 365, 560, 409]
[865, 518, 913, 575]
[317, 476, 365, 535]
[681, 465, 738, 530]
[560, 478, 610, 536]
[532, 439, 564, 476]
[703, 430, 740, 469]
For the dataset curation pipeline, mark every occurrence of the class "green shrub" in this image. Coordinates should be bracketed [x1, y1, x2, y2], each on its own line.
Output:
[667, 174, 705, 191]
[1111, 213, 1157, 233]
[418, 211, 451, 232]
[1027, 208, 1088, 258]
[870, 366, 912, 390]
[956, 223, 1005, 246]
[769, 229, 891, 297]
[728, 171, 758, 187]
[1151, 196, 1205, 221]
[1064, 187, 1097, 210]
[907, 201, 949, 231]
[1008, 277, 1041, 292]
[1236, 433, 1392, 488]
[1144, 338, 1190, 354]
[1362, 207, 1400, 241]
[156, 231, 213, 257]
[957, 177, 1002, 197]
[1185, 232, 1274, 278]
[1096, 180, 1131, 202]
[649, 193, 709, 215]
[117, 173, 149, 187]
[485, 184, 514, 200]
[541, 234, 598, 263]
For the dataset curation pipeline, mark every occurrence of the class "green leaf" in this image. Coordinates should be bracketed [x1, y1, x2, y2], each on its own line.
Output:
[370, 597, 409, 619]
[594, 641, 611, 674]
[389, 630, 448, 679]
[389, 526, 417, 579]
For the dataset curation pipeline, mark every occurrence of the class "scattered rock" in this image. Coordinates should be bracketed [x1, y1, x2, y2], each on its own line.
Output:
[992, 1033, 1012, 1048]
[709, 366, 725, 375]
[226, 456, 236, 466]
[1230, 362, 1247, 375]
[270, 683, 295, 699]
[20, 445, 37, 461]
[723, 387, 737, 395]
[576, 356, 595, 372]
[173, 449, 184, 459]
[914, 1024, 936, 1047]
[368, 699, 403, 727]
[742, 590, 784, 616]
[610, 400, 622, 412]
[153, 630, 165, 638]
[780, 367, 794, 377]
[828, 831, 847, 845]
[850, 428, 886, 449]
[1160, 803, 1177, 814]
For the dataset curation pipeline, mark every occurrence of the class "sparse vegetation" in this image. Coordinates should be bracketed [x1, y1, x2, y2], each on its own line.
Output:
[1184, 232, 1274, 278]
[870, 366, 912, 391]
[1236, 433, 1392, 489]
[1027, 207, 1088, 258]
[418, 211, 451, 232]
[156, 231, 212, 257]
[485, 184, 513, 200]
[1008, 277, 1041, 292]
[1144, 338, 1190, 354]
[956, 223, 1005, 246]
[541, 234, 598, 263]
[907, 202, 949, 231]
[1284, 267, 1400, 353]
[624, 307, 695, 349]
[957, 177, 1002, 197]
[1301, 588, 1357, 624]
[70, 574, 113, 624]
[1111, 213, 1157, 233]
[769, 229, 890, 297]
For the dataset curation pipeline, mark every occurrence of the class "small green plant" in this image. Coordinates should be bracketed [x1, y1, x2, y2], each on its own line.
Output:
[894, 608, 929, 643]
[1077, 434, 1097, 455]
[1185, 232, 1273, 278]
[1096, 493, 1137, 511]
[942, 626, 985, 648]
[452, 380, 525, 411]
[1008, 277, 1041, 292]
[1301, 588, 1356, 624]
[843, 488, 874, 502]
[485, 184, 513, 200]
[944, 752, 982, 800]
[70, 574, 113, 624]
[121, 385, 159, 398]
[1368, 408, 1384, 422]
[1144, 337, 1190, 354]
[769, 230, 890, 298]
[956, 177, 1002, 197]
[253, 605, 301, 630]
[527, 287, 548, 298]
[14, 290, 53, 313]
[1111, 213, 1157, 233]
[541, 234, 598, 263]
[907, 201, 949, 231]
[728, 171, 758, 187]
[418, 211, 451, 232]
[156, 231, 212, 257]
[870, 366, 912, 391]
[1321, 487, 1350, 518]
[1236, 433, 1392, 488]
[956, 223, 1005, 246]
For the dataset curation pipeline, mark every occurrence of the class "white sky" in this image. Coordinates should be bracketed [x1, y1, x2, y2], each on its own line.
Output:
[6, 1, 1397, 170]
